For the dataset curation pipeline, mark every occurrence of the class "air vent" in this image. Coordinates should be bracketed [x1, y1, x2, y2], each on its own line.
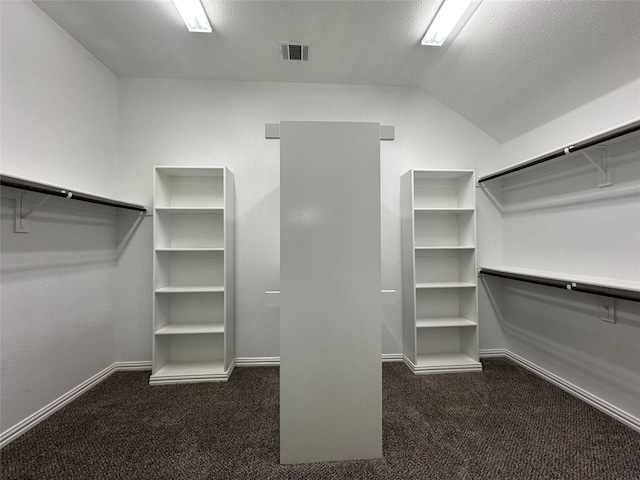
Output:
[280, 42, 309, 61]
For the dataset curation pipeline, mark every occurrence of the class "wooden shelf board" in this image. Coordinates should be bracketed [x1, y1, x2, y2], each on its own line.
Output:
[155, 324, 224, 335]
[416, 317, 477, 328]
[414, 208, 474, 214]
[155, 286, 224, 293]
[155, 247, 224, 252]
[416, 352, 479, 367]
[155, 207, 223, 213]
[153, 360, 225, 377]
[416, 282, 475, 289]
[415, 246, 475, 251]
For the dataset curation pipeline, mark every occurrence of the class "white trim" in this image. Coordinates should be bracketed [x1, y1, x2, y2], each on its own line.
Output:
[402, 354, 416, 373]
[236, 355, 406, 367]
[148, 360, 235, 385]
[382, 353, 404, 363]
[503, 350, 640, 433]
[149, 373, 230, 385]
[479, 348, 507, 358]
[235, 356, 281, 367]
[114, 361, 152, 371]
[402, 354, 483, 374]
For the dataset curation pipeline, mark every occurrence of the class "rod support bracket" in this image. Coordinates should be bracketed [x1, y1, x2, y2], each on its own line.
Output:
[14, 191, 29, 233]
[582, 148, 612, 187]
[14, 191, 53, 233]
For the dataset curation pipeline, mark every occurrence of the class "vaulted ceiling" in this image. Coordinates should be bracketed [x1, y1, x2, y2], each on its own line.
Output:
[34, 0, 640, 143]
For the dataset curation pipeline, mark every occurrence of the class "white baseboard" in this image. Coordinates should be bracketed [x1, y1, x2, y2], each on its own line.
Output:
[236, 354, 405, 367]
[114, 360, 152, 371]
[402, 354, 483, 374]
[382, 353, 404, 363]
[149, 360, 234, 385]
[235, 356, 281, 367]
[503, 350, 640, 433]
[0, 361, 151, 448]
[479, 348, 508, 358]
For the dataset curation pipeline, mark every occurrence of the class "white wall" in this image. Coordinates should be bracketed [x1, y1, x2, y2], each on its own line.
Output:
[117, 78, 503, 361]
[482, 82, 640, 419]
[0, 2, 119, 197]
[0, 1, 120, 433]
[500, 79, 640, 167]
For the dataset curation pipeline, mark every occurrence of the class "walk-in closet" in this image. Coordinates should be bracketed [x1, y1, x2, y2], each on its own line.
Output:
[1, 1, 639, 478]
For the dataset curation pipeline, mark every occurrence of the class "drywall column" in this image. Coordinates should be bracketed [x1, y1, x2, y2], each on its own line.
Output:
[279, 121, 383, 464]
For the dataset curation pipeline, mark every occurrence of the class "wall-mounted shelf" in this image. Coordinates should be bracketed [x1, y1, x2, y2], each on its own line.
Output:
[1, 172, 146, 235]
[155, 207, 223, 213]
[479, 266, 640, 303]
[477, 119, 640, 185]
[0, 173, 146, 212]
[155, 286, 225, 294]
[155, 324, 225, 335]
[416, 282, 476, 289]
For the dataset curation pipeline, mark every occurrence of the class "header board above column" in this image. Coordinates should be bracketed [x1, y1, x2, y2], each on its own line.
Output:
[265, 123, 395, 141]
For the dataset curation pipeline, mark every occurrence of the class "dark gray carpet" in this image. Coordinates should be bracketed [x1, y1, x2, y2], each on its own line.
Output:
[2, 358, 639, 479]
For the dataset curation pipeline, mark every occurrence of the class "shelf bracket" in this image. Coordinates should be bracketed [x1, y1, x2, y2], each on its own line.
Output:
[14, 191, 52, 233]
[582, 149, 611, 188]
[14, 189, 74, 233]
[116, 210, 147, 258]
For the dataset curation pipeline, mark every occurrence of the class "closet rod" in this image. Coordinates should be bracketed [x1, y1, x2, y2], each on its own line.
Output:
[477, 119, 640, 183]
[479, 268, 640, 303]
[0, 174, 147, 212]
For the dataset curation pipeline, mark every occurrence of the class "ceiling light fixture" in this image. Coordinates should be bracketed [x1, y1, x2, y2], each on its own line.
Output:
[422, 0, 474, 46]
[173, 0, 212, 33]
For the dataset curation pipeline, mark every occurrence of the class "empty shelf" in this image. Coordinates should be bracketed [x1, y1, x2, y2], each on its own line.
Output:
[155, 247, 224, 252]
[415, 246, 475, 251]
[479, 266, 640, 302]
[155, 286, 224, 293]
[414, 208, 474, 214]
[477, 120, 640, 183]
[155, 207, 223, 213]
[416, 282, 476, 289]
[0, 173, 147, 212]
[153, 360, 225, 377]
[416, 352, 479, 367]
[155, 324, 224, 335]
[416, 317, 477, 328]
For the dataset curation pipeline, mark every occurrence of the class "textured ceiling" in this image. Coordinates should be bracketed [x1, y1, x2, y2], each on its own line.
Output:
[33, 0, 640, 142]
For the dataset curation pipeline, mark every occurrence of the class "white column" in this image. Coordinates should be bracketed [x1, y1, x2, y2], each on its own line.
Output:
[279, 121, 383, 464]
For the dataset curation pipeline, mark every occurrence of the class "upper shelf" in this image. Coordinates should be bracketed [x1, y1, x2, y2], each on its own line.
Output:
[477, 119, 640, 184]
[479, 266, 640, 303]
[0, 173, 147, 213]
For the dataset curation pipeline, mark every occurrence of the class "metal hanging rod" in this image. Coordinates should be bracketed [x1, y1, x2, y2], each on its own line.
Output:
[477, 119, 640, 184]
[479, 267, 640, 303]
[0, 174, 147, 212]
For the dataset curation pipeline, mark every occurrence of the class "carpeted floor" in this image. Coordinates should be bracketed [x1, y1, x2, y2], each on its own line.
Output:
[2, 358, 639, 479]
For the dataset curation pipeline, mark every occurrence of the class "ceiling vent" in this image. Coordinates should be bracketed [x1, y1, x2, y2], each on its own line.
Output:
[280, 42, 309, 61]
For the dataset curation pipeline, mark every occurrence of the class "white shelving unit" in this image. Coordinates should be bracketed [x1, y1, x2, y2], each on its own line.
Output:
[150, 167, 234, 384]
[401, 170, 482, 374]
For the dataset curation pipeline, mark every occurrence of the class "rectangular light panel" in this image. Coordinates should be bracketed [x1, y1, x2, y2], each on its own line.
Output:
[422, 0, 474, 46]
[173, 0, 212, 33]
